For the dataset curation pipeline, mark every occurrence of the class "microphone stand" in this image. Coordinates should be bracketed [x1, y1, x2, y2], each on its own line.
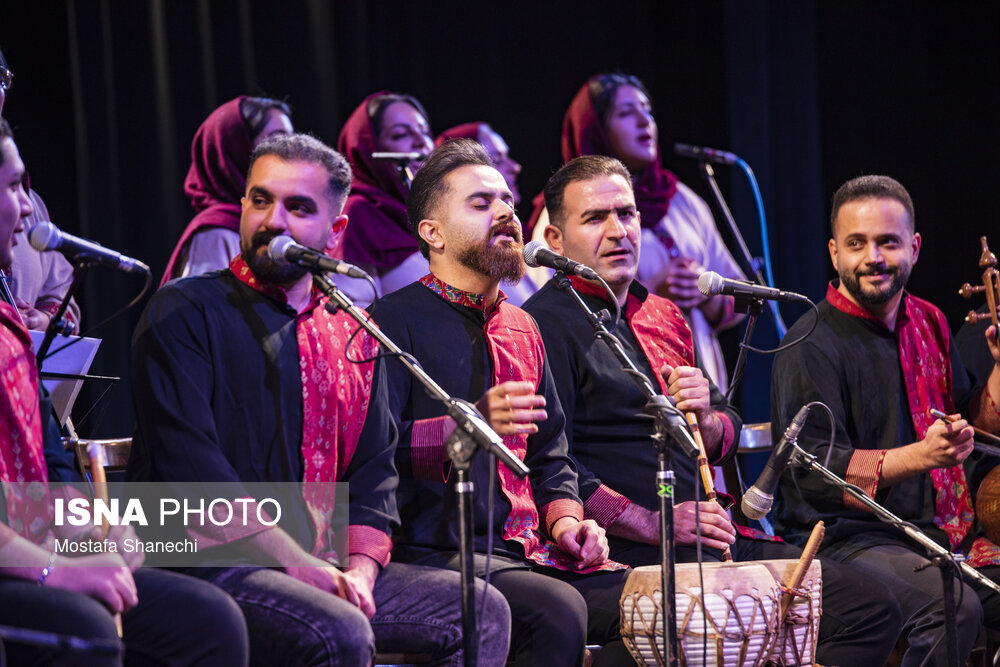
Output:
[312, 273, 529, 667]
[552, 272, 702, 667]
[724, 295, 763, 402]
[36, 260, 89, 369]
[787, 443, 1000, 667]
[697, 161, 787, 337]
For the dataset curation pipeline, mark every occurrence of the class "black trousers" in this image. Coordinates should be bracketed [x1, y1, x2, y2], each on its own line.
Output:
[610, 534, 904, 667]
[0, 568, 248, 666]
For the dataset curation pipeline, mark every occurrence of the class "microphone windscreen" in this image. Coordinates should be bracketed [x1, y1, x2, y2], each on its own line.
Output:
[697, 271, 724, 297]
[522, 240, 546, 268]
[28, 221, 60, 252]
[267, 235, 296, 264]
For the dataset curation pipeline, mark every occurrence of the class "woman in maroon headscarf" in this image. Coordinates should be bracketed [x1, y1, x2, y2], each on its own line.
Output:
[336, 92, 434, 302]
[161, 96, 292, 285]
[528, 74, 745, 389]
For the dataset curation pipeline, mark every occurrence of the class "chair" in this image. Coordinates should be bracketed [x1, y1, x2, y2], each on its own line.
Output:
[721, 422, 775, 533]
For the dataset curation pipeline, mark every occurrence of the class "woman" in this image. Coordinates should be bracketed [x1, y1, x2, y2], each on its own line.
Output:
[529, 74, 745, 389]
[161, 96, 292, 284]
[336, 91, 435, 303]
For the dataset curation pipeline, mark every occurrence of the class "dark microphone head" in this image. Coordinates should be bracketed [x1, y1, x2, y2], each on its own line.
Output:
[267, 236, 297, 264]
[28, 221, 60, 252]
[522, 240, 547, 268]
[697, 271, 724, 297]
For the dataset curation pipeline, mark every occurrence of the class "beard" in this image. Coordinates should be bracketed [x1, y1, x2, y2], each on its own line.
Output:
[456, 222, 525, 284]
[240, 230, 309, 285]
[839, 261, 910, 307]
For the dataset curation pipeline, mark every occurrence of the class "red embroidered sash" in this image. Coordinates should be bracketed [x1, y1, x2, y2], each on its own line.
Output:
[231, 256, 378, 561]
[827, 284, 1000, 566]
[0, 303, 53, 545]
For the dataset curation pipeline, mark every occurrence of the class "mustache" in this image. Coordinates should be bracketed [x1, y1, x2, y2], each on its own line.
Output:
[856, 264, 897, 276]
[490, 222, 522, 243]
[250, 230, 282, 250]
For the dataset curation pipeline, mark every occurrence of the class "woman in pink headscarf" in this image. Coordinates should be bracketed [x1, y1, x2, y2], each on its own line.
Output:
[435, 122, 537, 305]
[528, 74, 745, 389]
[336, 92, 434, 303]
[161, 96, 292, 285]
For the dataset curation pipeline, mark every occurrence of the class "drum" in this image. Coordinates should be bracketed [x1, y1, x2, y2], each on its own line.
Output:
[757, 559, 822, 667]
[620, 562, 779, 667]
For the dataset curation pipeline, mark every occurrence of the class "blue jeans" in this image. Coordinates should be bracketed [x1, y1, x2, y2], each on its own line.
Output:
[204, 562, 510, 667]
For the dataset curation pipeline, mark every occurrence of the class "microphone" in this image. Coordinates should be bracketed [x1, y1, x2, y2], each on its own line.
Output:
[741, 404, 811, 520]
[522, 241, 600, 280]
[674, 143, 739, 165]
[697, 271, 808, 303]
[371, 152, 426, 162]
[28, 221, 150, 274]
[267, 236, 369, 279]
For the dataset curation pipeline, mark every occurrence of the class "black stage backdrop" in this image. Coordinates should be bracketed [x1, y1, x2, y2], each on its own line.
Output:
[1, 1, 997, 439]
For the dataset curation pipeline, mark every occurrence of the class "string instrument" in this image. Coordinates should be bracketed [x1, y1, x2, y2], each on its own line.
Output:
[684, 412, 733, 562]
[0, 270, 25, 326]
[958, 238, 1000, 544]
[958, 236, 1000, 328]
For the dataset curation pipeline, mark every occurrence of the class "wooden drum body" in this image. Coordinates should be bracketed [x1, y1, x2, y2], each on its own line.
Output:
[621, 562, 780, 667]
[758, 559, 822, 667]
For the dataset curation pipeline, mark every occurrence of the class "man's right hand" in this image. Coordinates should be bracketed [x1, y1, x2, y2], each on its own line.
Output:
[284, 555, 372, 614]
[475, 380, 547, 436]
[916, 413, 975, 469]
[673, 501, 736, 552]
[45, 553, 138, 614]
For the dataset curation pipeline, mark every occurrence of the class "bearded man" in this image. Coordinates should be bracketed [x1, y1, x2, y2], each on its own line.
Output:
[772, 174, 1000, 666]
[371, 139, 634, 666]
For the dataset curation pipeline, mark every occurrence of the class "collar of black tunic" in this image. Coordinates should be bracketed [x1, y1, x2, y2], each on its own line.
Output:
[418, 273, 508, 316]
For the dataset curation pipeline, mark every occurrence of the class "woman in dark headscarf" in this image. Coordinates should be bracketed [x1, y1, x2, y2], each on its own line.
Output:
[336, 92, 434, 301]
[161, 96, 292, 285]
[528, 74, 744, 389]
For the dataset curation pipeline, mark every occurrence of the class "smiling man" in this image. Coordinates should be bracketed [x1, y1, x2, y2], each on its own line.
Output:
[129, 133, 509, 666]
[772, 174, 1000, 666]
[371, 139, 633, 666]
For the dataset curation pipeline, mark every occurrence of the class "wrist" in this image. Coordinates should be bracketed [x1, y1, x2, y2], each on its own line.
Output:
[37, 551, 58, 586]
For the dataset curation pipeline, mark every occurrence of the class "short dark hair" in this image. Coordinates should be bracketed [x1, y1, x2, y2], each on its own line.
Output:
[248, 133, 352, 204]
[544, 155, 632, 229]
[367, 93, 430, 136]
[589, 73, 652, 128]
[830, 175, 915, 235]
[407, 138, 493, 259]
[0, 117, 13, 167]
[239, 96, 292, 140]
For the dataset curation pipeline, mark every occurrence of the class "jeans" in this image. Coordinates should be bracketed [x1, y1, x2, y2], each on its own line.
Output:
[204, 561, 510, 667]
[0, 568, 249, 667]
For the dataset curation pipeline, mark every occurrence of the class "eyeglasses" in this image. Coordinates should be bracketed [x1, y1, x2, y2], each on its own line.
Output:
[0, 67, 13, 92]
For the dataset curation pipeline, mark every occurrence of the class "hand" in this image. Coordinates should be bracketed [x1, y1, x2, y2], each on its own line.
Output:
[104, 525, 145, 570]
[662, 365, 712, 423]
[475, 380, 546, 436]
[284, 555, 375, 617]
[673, 501, 736, 551]
[342, 555, 380, 619]
[656, 258, 708, 310]
[13, 297, 50, 331]
[551, 518, 608, 569]
[915, 414, 975, 470]
[988, 324, 1000, 366]
[46, 553, 138, 614]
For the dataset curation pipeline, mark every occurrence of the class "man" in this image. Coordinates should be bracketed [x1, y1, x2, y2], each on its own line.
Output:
[0, 117, 249, 666]
[772, 174, 1000, 665]
[371, 139, 632, 666]
[0, 47, 81, 332]
[129, 133, 509, 666]
[524, 155, 902, 666]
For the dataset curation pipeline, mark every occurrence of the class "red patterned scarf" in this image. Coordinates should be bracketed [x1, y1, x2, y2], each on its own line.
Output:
[827, 284, 999, 566]
[0, 303, 53, 545]
[230, 256, 380, 562]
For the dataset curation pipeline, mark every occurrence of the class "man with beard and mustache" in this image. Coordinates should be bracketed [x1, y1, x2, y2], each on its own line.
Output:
[371, 139, 635, 667]
[129, 133, 510, 666]
[772, 174, 1000, 666]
